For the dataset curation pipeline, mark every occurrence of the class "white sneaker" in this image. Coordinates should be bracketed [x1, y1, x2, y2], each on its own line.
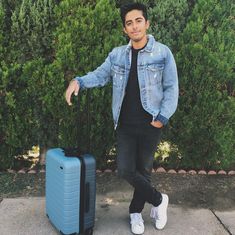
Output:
[130, 213, 145, 234]
[150, 193, 169, 230]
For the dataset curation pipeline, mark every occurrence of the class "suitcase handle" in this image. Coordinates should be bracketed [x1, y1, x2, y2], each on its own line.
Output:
[85, 182, 90, 212]
[62, 148, 81, 157]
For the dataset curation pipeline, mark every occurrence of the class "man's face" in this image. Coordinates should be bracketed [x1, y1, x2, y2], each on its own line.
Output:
[123, 9, 149, 42]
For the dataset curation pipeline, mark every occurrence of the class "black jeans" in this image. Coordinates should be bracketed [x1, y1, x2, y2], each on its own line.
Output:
[116, 123, 163, 214]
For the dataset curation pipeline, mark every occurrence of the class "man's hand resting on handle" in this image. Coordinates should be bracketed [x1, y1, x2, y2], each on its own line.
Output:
[65, 80, 80, 106]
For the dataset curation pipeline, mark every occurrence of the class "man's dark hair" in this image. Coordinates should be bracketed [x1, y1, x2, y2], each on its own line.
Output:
[120, 2, 148, 27]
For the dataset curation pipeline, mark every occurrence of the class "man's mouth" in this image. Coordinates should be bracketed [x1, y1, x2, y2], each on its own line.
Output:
[132, 31, 140, 35]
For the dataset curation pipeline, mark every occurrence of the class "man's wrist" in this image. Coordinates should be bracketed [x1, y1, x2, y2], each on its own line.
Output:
[72, 78, 80, 88]
[154, 113, 169, 126]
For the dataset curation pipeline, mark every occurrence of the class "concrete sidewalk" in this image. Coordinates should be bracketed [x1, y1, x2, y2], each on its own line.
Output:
[0, 196, 234, 235]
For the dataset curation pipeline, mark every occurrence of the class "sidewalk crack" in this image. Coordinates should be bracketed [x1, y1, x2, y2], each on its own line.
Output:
[210, 209, 232, 235]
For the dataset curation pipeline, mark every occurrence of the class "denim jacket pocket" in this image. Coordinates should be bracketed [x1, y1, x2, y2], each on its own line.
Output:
[111, 65, 125, 88]
[146, 64, 164, 85]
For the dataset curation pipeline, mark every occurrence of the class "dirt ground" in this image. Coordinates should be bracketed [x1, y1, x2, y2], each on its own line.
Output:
[1, 172, 234, 211]
[97, 173, 235, 211]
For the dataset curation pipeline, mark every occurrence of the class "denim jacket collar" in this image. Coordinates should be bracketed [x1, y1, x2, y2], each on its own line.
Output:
[126, 34, 155, 53]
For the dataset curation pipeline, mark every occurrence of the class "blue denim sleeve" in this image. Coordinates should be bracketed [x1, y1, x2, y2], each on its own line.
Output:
[155, 46, 179, 125]
[74, 50, 113, 90]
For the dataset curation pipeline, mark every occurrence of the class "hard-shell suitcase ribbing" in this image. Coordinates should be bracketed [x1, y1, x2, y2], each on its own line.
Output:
[46, 148, 96, 235]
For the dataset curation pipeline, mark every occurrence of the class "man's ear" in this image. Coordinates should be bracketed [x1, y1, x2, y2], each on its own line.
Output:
[146, 20, 150, 30]
[123, 27, 127, 35]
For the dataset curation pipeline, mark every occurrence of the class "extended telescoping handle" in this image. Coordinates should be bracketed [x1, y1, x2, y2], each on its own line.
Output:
[77, 90, 91, 153]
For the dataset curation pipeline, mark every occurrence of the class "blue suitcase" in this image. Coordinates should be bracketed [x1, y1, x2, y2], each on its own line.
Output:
[46, 148, 96, 235]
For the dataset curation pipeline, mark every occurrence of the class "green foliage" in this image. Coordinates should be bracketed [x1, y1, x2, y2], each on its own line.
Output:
[0, 62, 36, 170]
[0, 1, 4, 59]
[0, 0, 58, 169]
[165, 0, 235, 170]
[0, 0, 234, 171]
[9, 0, 56, 63]
[21, 59, 66, 147]
[0, 0, 22, 41]
[54, 0, 125, 168]
[148, 0, 190, 51]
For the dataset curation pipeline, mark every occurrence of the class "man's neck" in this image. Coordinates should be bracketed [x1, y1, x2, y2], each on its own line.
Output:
[131, 35, 148, 49]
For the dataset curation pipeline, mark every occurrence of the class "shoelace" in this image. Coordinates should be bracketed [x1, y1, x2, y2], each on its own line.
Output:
[130, 214, 144, 225]
[150, 207, 159, 219]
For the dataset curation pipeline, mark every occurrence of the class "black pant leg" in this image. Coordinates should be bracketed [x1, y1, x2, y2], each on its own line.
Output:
[117, 124, 163, 213]
[129, 125, 162, 213]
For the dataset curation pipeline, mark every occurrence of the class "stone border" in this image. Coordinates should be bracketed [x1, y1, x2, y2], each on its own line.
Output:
[3, 168, 235, 175]
[153, 168, 235, 175]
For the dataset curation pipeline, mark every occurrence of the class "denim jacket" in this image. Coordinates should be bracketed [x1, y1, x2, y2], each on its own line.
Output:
[75, 35, 179, 129]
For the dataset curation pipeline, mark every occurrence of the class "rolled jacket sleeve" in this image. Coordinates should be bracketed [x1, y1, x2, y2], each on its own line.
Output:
[74, 50, 113, 90]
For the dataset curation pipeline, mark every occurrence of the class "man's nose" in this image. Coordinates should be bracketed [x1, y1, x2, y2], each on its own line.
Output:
[132, 22, 138, 30]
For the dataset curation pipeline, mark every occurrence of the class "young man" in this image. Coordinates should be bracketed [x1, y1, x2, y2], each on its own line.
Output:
[65, 3, 178, 234]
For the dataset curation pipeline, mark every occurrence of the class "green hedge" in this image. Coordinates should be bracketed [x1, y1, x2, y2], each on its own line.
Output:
[0, 0, 234, 170]
[53, 0, 125, 168]
[163, 0, 235, 170]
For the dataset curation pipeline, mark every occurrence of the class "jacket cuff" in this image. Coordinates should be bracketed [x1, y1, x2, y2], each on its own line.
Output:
[154, 113, 169, 126]
[73, 77, 84, 90]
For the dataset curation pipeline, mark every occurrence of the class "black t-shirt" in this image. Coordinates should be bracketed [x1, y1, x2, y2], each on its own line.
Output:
[119, 45, 152, 125]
